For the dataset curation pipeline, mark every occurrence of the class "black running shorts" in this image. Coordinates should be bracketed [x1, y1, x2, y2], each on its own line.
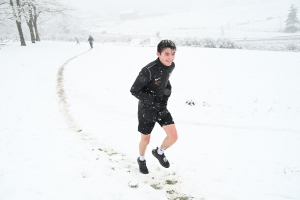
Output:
[138, 101, 174, 134]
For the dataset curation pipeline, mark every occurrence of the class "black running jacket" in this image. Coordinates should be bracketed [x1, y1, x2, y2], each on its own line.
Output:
[130, 58, 175, 106]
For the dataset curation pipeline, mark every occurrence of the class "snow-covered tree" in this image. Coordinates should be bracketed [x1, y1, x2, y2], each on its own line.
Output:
[29, 0, 72, 41]
[285, 4, 300, 33]
[1, 0, 72, 45]
[19, 0, 72, 42]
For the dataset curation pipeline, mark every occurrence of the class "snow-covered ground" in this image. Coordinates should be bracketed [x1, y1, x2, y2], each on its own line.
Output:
[1, 41, 300, 200]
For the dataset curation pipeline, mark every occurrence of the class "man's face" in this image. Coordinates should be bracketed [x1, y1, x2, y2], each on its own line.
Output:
[157, 48, 176, 66]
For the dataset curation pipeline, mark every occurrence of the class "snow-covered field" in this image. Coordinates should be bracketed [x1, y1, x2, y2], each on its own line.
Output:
[1, 41, 300, 200]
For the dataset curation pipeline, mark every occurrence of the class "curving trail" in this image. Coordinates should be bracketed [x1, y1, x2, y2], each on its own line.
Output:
[57, 49, 91, 132]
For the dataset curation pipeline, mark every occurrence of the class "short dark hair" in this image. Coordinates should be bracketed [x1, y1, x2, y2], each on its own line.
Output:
[157, 40, 176, 53]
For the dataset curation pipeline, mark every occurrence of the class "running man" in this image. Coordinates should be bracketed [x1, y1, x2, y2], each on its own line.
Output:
[130, 40, 178, 174]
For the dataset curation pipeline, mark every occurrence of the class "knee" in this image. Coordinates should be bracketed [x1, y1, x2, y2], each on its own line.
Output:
[140, 135, 151, 145]
[164, 124, 178, 143]
[170, 130, 178, 143]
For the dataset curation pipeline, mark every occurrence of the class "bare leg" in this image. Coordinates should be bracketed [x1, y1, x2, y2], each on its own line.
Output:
[161, 124, 178, 150]
[139, 133, 151, 156]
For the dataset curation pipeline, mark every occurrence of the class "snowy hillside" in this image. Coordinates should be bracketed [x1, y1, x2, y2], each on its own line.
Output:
[82, 0, 300, 39]
[1, 41, 300, 200]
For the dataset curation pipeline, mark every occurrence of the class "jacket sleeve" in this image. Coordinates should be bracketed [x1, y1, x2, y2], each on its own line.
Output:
[130, 68, 155, 104]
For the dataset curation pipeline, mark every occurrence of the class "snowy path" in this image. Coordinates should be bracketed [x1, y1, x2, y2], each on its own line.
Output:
[1, 41, 300, 200]
[57, 48, 91, 132]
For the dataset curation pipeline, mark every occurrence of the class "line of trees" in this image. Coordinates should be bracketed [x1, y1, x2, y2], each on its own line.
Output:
[0, 0, 71, 46]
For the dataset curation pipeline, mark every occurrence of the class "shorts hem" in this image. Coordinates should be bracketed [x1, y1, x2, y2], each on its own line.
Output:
[160, 121, 175, 127]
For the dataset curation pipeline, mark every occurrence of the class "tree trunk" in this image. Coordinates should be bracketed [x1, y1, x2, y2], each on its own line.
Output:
[16, 20, 26, 46]
[33, 16, 40, 41]
[26, 21, 35, 43]
[10, 0, 26, 46]
[27, 8, 35, 43]
[32, 5, 40, 41]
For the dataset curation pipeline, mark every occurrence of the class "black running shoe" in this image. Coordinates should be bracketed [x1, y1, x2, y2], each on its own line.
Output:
[152, 147, 170, 168]
[137, 157, 149, 174]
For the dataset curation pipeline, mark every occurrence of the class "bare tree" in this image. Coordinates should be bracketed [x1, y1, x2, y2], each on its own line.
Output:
[2, 0, 73, 44]
[31, 0, 72, 41]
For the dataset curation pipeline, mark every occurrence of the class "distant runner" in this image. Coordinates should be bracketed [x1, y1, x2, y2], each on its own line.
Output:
[88, 35, 94, 48]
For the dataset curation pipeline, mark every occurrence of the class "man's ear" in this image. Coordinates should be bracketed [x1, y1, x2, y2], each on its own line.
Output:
[156, 52, 160, 57]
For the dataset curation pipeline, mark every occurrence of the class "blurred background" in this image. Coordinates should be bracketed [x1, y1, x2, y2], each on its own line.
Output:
[1, 0, 300, 50]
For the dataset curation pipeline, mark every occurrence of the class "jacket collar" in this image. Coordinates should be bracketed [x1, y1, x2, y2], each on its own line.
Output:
[156, 58, 174, 69]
